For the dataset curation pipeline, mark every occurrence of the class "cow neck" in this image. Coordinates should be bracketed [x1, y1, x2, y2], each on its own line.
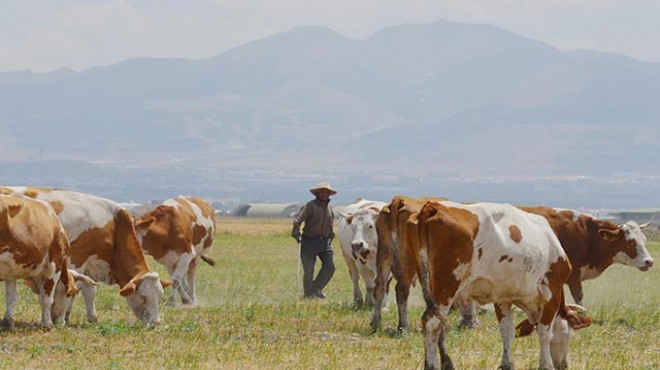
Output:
[111, 209, 152, 287]
[585, 217, 617, 271]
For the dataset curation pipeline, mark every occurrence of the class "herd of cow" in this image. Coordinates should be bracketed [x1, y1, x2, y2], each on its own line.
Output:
[0, 186, 216, 331]
[1, 187, 655, 370]
[337, 197, 654, 370]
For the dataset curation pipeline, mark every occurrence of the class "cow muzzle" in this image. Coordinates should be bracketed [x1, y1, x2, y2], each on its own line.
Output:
[640, 258, 654, 271]
[351, 242, 367, 254]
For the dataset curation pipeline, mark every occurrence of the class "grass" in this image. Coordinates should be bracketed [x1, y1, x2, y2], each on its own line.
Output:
[0, 216, 658, 369]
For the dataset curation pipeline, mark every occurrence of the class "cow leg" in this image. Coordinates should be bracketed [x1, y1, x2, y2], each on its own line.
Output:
[171, 253, 195, 305]
[1, 281, 19, 330]
[537, 299, 562, 370]
[395, 279, 411, 331]
[364, 270, 377, 307]
[423, 305, 453, 370]
[81, 283, 99, 323]
[371, 251, 393, 330]
[567, 274, 584, 306]
[494, 303, 515, 370]
[344, 254, 364, 306]
[550, 316, 570, 370]
[458, 300, 479, 328]
[38, 279, 56, 330]
[184, 257, 199, 307]
[51, 281, 70, 325]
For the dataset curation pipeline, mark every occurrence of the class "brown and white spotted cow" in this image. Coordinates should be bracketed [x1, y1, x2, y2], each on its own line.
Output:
[0, 196, 79, 330]
[519, 206, 654, 305]
[369, 195, 480, 331]
[417, 200, 572, 370]
[0, 187, 172, 326]
[132, 196, 216, 306]
[337, 198, 387, 307]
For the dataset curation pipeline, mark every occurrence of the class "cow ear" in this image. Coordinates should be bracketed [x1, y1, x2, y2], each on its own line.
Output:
[338, 211, 353, 224]
[160, 278, 174, 288]
[119, 281, 137, 297]
[135, 216, 155, 230]
[368, 206, 382, 215]
[70, 269, 99, 286]
[7, 204, 22, 218]
[598, 229, 621, 242]
[515, 319, 535, 338]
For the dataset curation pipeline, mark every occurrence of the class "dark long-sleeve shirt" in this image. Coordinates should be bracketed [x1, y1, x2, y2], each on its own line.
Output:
[292, 198, 334, 239]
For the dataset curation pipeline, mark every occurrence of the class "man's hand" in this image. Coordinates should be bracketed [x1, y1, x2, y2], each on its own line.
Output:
[291, 231, 301, 243]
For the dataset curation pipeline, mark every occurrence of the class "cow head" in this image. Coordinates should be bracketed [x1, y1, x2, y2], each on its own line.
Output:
[119, 271, 173, 325]
[341, 208, 380, 255]
[598, 221, 654, 271]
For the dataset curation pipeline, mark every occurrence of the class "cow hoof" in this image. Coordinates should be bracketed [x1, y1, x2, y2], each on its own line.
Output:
[0, 318, 14, 331]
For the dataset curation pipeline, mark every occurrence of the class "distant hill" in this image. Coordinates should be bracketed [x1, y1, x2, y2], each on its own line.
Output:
[1, 20, 658, 206]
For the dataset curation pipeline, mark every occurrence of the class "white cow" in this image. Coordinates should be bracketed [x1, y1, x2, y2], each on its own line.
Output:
[338, 199, 387, 307]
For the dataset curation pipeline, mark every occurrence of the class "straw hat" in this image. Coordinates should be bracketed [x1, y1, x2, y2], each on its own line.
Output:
[309, 182, 337, 196]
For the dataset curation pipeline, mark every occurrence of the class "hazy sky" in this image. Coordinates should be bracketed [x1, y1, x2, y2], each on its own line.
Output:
[2, 0, 659, 73]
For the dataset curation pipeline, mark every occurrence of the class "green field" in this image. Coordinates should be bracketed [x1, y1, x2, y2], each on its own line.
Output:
[0, 217, 658, 369]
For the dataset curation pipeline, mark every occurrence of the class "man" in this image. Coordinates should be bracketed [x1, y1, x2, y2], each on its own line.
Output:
[291, 182, 337, 299]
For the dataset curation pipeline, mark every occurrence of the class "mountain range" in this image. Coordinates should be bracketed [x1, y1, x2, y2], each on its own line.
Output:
[1, 20, 659, 208]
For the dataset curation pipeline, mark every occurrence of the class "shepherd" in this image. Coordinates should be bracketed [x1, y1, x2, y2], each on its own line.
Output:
[291, 182, 337, 299]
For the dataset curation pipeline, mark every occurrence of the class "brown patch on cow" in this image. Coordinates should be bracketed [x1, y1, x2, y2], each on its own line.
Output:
[192, 223, 206, 246]
[539, 258, 572, 327]
[49, 200, 64, 215]
[67, 222, 115, 267]
[478, 248, 483, 259]
[499, 255, 509, 263]
[509, 225, 522, 243]
[360, 250, 370, 260]
[43, 278, 55, 295]
[419, 202, 479, 306]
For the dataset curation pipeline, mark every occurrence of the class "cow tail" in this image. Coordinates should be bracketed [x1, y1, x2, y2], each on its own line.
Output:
[200, 255, 216, 267]
[60, 260, 79, 297]
[417, 202, 438, 316]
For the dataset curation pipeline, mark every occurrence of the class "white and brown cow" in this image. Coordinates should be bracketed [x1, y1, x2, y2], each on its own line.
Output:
[417, 200, 572, 370]
[337, 198, 387, 307]
[0, 196, 79, 330]
[370, 195, 481, 331]
[519, 206, 654, 305]
[1, 187, 172, 326]
[132, 196, 216, 306]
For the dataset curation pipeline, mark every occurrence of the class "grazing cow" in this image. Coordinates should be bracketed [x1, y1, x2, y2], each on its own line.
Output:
[370, 195, 478, 331]
[417, 200, 572, 370]
[519, 206, 654, 305]
[132, 196, 216, 306]
[0, 196, 78, 330]
[337, 198, 387, 307]
[0, 187, 172, 326]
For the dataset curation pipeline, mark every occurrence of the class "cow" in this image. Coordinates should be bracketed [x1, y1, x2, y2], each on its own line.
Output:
[0, 196, 79, 330]
[518, 206, 654, 305]
[0, 186, 172, 326]
[417, 200, 573, 370]
[337, 198, 387, 307]
[370, 195, 478, 331]
[132, 196, 216, 306]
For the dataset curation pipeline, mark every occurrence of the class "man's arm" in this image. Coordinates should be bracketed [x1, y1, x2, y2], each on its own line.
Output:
[291, 204, 307, 241]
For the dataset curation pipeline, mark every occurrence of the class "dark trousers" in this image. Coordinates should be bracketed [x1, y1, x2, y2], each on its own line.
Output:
[300, 237, 335, 295]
